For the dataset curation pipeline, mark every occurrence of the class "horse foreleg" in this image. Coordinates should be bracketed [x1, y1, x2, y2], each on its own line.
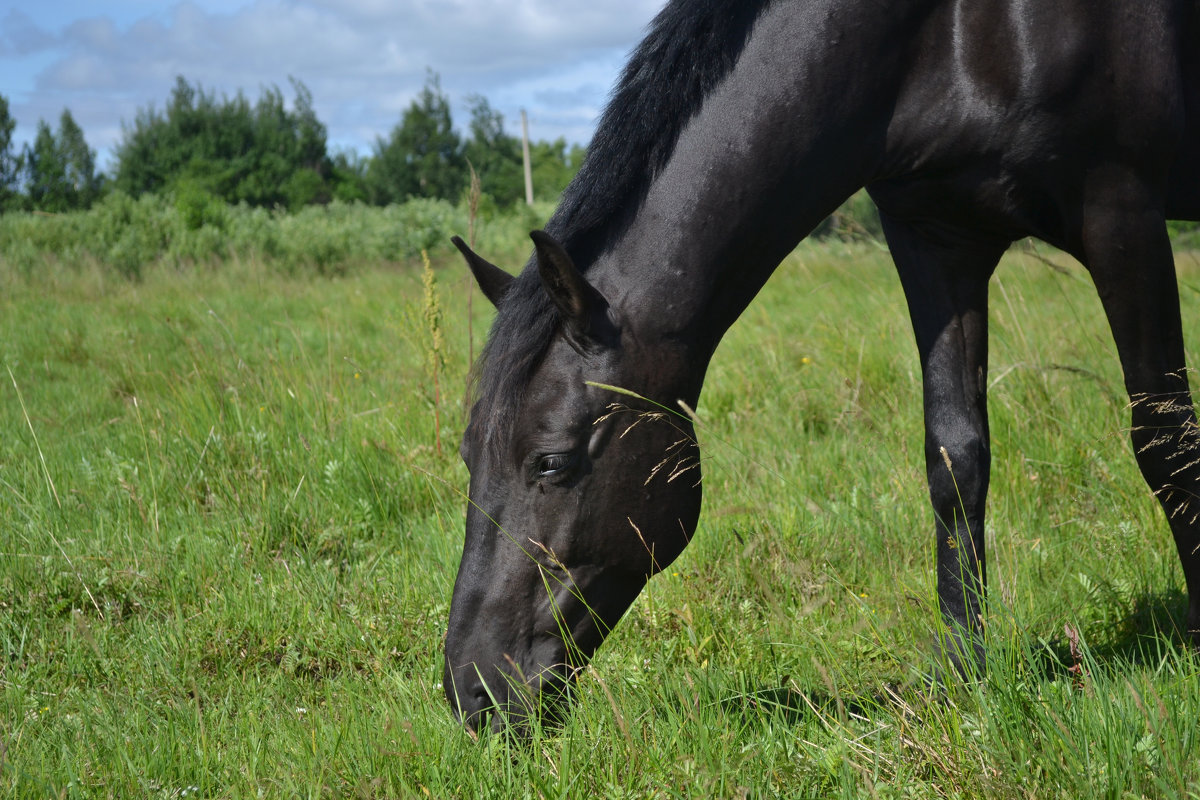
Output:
[1082, 192, 1200, 650]
[879, 212, 1007, 676]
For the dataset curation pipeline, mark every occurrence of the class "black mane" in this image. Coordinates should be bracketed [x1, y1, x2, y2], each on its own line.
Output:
[471, 0, 769, 446]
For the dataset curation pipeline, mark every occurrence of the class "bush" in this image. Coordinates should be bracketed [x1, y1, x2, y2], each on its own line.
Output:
[0, 194, 547, 279]
[8, 192, 1185, 282]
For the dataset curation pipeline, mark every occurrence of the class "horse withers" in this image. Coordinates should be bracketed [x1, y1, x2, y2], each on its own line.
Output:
[443, 0, 1200, 732]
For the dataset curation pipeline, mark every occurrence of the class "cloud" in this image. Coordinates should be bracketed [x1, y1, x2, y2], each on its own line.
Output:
[0, 10, 56, 58]
[0, 0, 666, 167]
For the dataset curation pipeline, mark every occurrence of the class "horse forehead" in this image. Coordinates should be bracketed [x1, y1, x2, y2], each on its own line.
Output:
[533, 331, 624, 388]
[524, 353, 599, 413]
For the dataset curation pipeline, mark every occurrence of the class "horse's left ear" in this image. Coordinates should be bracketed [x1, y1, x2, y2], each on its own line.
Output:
[531, 230, 614, 346]
[452, 236, 514, 308]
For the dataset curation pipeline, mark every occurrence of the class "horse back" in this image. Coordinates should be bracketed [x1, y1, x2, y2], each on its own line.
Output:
[1167, 0, 1200, 219]
[871, 0, 1200, 239]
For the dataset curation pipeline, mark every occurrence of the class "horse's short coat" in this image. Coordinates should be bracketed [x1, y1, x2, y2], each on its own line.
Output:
[444, 0, 1200, 732]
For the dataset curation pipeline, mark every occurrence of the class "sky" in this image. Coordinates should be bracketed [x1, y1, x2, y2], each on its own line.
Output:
[0, 0, 668, 170]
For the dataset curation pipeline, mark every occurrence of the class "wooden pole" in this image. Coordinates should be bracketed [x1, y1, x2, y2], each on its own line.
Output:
[521, 109, 534, 206]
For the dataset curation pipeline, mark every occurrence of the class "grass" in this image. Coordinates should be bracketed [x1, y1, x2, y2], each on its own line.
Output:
[2, 236, 1199, 798]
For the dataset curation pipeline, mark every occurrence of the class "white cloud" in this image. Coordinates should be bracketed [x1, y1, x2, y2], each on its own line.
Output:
[0, 0, 667, 168]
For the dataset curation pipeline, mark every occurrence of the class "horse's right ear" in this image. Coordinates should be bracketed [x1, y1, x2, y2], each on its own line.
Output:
[531, 229, 617, 349]
[452, 236, 514, 308]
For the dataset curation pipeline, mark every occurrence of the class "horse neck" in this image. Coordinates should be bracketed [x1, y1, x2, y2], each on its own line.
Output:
[589, 0, 917, 362]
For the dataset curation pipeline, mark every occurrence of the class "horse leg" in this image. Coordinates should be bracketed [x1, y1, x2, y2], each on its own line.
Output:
[879, 212, 1007, 675]
[1080, 191, 1200, 649]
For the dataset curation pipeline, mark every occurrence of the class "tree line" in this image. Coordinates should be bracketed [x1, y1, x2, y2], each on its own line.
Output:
[0, 74, 585, 215]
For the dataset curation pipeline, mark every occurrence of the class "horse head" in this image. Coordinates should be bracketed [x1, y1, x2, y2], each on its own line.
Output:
[442, 231, 703, 732]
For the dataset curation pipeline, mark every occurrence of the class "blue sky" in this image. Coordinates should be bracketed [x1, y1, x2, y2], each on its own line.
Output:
[0, 0, 665, 170]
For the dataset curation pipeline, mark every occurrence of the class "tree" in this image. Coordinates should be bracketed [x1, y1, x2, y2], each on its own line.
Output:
[113, 76, 333, 209]
[24, 109, 100, 212]
[280, 78, 333, 208]
[462, 99, 585, 206]
[329, 148, 369, 203]
[530, 138, 586, 200]
[290, 78, 327, 174]
[57, 109, 101, 207]
[0, 94, 20, 211]
[114, 76, 233, 198]
[25, 121, 66, 212]
[368, 72, 464, 204]
[461, 95, 523, 204]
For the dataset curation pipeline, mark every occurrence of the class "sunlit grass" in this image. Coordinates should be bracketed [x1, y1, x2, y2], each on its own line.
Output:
[2, 239, 1198, 797]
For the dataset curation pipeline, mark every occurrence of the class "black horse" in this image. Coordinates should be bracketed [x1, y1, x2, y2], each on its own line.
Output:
[444, 0, 1200, 732]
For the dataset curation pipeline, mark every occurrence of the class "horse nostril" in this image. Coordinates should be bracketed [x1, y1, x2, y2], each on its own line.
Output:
[449, 682, 493, 720]
[467, 686, 491, 713]
[459, 686, 495, 732]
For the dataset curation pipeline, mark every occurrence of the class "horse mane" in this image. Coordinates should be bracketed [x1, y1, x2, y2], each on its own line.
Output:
[470, 0, 770, 450]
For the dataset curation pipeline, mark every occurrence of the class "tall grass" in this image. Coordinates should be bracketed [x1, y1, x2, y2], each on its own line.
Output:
[1, 231, 1198, 797]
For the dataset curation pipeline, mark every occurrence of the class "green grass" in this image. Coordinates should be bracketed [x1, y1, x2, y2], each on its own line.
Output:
[2, 237, 1199, 798]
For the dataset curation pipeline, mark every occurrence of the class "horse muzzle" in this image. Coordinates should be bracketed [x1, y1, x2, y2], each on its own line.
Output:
[443, 654, 575, 734]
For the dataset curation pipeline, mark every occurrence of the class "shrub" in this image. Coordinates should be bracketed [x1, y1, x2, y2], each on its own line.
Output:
[0, 195, 514, 278]
[3, 193, 1189, 282]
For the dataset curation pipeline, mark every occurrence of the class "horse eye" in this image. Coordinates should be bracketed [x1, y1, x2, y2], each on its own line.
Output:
[537, 453, 575, 478]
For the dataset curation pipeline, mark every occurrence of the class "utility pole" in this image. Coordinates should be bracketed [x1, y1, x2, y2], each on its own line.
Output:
[521, 109, 534, 206]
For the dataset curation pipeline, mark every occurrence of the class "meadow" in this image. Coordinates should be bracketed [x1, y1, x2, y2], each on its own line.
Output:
[2, 206, 1199, 798]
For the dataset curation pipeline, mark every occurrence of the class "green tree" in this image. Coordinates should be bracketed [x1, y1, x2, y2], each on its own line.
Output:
[368, 72, 464, 204]
[530, 138, 585, 200]
[282, 78, 331, 208]
[329, 148, 369, 203]
[115, 77, 238, 198]
[462, 99, 584, 206]
[25, 121, 66, 211]
[113, 76, 332, 210]
[461, 95, 523, 205]
[57, 109, 101, 206]
[24, 110, 100, 212]
[0, 94, 21, 211]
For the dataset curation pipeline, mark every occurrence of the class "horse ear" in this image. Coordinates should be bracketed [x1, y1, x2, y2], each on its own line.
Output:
[452, 236, 513, 308]
[531, 230, 613, 345]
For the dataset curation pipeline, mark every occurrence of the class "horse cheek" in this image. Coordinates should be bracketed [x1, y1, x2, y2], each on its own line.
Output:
[627, 478, 702, 577]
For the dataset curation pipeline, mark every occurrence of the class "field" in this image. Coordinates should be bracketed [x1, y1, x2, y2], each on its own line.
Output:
[2, 223, 1200, 798]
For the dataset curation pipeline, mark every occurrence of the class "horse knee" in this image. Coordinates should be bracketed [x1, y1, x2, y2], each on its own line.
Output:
[1128, 401, 1200, 494]
[926, 430, 989, 511]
